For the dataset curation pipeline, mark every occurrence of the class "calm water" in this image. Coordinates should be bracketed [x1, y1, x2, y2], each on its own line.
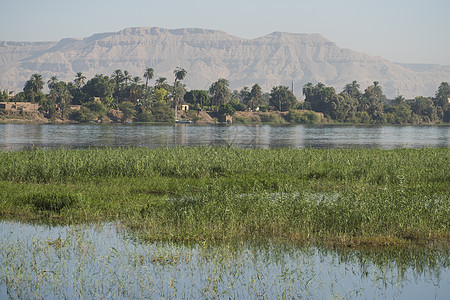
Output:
[0, 123, 449, 150]
[0, 221, 448, 299]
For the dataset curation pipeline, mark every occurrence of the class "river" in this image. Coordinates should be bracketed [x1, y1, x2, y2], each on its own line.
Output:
[1, 123, 449, 150]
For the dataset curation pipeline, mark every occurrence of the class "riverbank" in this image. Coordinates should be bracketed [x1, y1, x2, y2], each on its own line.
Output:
[2, 108, 448, 125]
[0, 147, 448, 247]
[0, 110, 50, 123]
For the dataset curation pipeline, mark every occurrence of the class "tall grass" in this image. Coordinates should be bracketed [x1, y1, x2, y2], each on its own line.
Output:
[0, 147, 448, 245]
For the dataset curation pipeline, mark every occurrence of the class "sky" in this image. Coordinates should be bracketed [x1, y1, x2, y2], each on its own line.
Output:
[1, 0, 449, 65]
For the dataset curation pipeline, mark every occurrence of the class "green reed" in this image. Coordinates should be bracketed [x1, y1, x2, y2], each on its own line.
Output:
[0, 147, 448, 245]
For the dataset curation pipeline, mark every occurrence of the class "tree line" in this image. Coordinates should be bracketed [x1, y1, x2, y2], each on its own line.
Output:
[1, 68, 449, 124]
[302, 81, 450, 124]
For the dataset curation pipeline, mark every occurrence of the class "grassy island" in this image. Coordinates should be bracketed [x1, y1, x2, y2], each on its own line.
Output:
[0, 147, 448, 247]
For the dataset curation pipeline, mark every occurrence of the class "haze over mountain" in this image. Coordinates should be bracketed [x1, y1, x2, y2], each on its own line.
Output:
[1, 27, 449, 98]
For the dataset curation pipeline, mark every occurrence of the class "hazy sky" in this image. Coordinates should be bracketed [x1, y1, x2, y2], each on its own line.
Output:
[1, 0, 449, 65]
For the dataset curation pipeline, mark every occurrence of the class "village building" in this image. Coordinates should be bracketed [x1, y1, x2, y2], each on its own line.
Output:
[0, 102, 39, 112]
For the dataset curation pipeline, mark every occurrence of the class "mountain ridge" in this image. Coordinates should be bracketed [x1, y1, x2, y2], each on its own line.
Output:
[1, 27, 449, 98]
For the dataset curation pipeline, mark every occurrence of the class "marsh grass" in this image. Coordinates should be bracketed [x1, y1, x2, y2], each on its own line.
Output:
[23, 191, 80, 213]
[0, 147, 448, 246]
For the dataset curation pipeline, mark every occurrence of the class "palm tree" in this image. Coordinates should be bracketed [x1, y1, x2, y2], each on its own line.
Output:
[173, 67, 187, 83]
[111, 69, 124, 86]
[23, 73, 45, 102]
[123, 70, 132, 86]
[143, 67, 154, 89]
[111, 69, 125, 101]
[47, 76, 58, 90]
[343, 80, 361, 99]
[132, 76, 142, 85]
[74, 72, 86, 89]
[154, 77, 169, 92]
[209, 78, 231, 107]
[173, 67, 187, 120]
[302, 82, 314, 100]
[435, 82, 449, 108]
[155, 77, 167, 86]
[129, 77, 143, 102]
[248, 83, 263, 111]
[30, 73, 44, 94]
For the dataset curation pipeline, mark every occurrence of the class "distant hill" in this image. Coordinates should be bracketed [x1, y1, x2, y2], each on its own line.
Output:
[1, 27, 449, 98]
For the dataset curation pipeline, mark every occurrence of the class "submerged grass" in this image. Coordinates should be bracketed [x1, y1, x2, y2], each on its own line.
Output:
[0, 147, 448, 246]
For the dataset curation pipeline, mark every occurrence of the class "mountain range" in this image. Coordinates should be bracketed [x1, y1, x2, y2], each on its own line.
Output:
[1, 27, 449, 98]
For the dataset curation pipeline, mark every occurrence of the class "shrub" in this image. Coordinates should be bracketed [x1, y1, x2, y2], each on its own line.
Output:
[69, 107, 96, 122]
[135, 110, 154, 122]
[152, 102, 175, 123]
[24, 192, 79, 213]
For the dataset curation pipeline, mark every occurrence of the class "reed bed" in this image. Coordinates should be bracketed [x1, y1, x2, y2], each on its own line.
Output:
[0, 147, 448, 246]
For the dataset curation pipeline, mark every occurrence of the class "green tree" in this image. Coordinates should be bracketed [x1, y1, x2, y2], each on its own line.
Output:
[174, 67, 187, 83]
[69, 73, 88, 105]
[173, 67, 187, 120]
[330, 92, 358, 122]
[435, 82, 450, 106]
[343, 80, 361, 99]
[82, 74, 115, 106]
[23, 73, 45, 102]
[361, 82, 385, 123]
[238, 86, 250, 103]
[47, 80, 72, 119]
[303, 82, 329, 113]
[123, 70, 132, 87]
[411, 96, 438, 123]
[154, 88, 168, 103]
[111, 69, 124, 101]
[286, 110, 319, 124]
[118, 101, 136, 122]
[128, 76, 143, 102]
[143, 67, 154, 89]
[155, 77, 170, 91]
[74, 72, 86, 89]
[41, 76, 59, 118]
[302, 82, 314, 101]
[70, 100, 107, 122]
[385, 95, 412, 124]
[184, 90, 210, 108]
[269, 85, 297, 111]
[218, 103, 236, 116]
[47, 76, 58, 90]
[245, 84, 264, 111]
[209, 78, 231, 107]
[0, 90, 8, 101]
[111, 69, 124, 86]
[152, 101, 175, 123]
[69, 107, 95, 122]
[435, 82, 450, 122]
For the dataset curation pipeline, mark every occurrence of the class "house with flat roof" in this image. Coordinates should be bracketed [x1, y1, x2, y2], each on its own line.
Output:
[0, 102, 39, 112]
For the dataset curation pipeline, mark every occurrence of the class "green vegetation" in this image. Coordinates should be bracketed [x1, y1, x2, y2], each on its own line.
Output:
[303, 81, 450, 124]
[3, 68, 448, 124]
[0, 147, 448, 246]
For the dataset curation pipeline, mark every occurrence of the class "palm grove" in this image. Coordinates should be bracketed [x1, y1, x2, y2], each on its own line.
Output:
[2, 68, 449, 124]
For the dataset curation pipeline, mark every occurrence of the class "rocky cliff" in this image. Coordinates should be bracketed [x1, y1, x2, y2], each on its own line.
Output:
[1, 27, 449, 98]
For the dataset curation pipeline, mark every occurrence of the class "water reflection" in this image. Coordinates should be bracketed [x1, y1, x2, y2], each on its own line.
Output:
[0, 221, 448, 299]
[0, 124, 449, 150]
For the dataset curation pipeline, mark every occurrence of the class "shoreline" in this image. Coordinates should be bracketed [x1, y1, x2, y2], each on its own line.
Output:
[2, 109, 449, 126]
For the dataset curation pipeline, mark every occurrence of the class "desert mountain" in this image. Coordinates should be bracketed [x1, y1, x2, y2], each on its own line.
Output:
[1, 27, 449, 98]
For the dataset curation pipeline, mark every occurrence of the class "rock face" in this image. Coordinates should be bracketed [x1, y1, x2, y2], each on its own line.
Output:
[1, 27, 449, 98]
